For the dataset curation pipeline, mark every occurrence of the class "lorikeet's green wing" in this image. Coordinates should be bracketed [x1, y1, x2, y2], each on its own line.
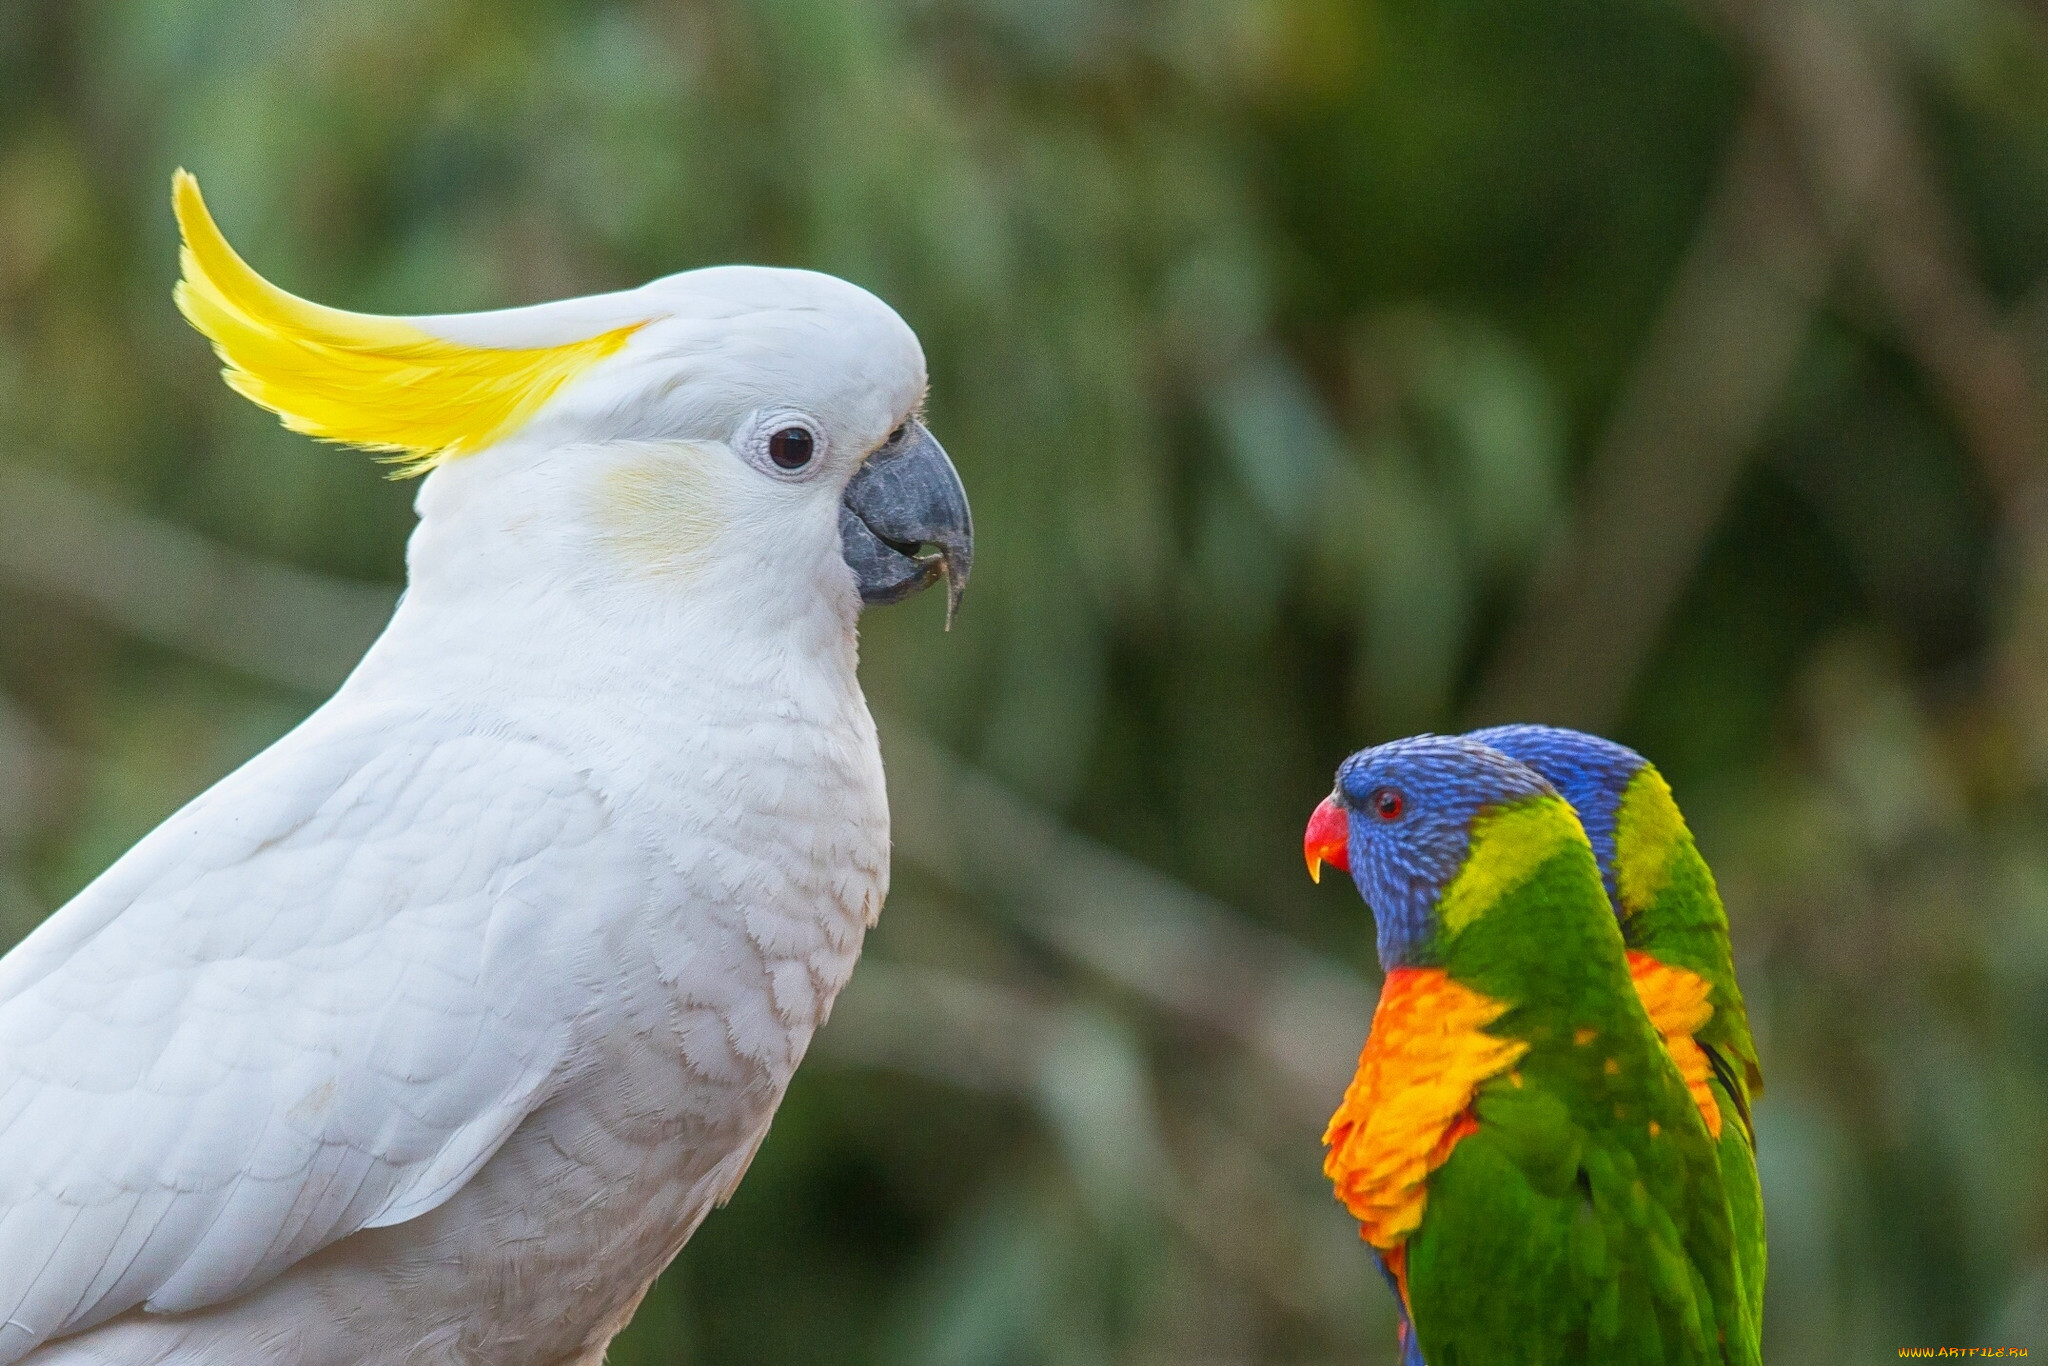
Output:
[1715, 1105, 1766, 1352]
[1314, 746, 1760, 1366]
[1467, 726, 1766, 1333]
[1414, 801, 1756, 1365]
[1619, 767, 1766, 1338]
[1613, 764, 1762, 1102]
[1624, 789, 1768, 1334]
[1630, 942, 1767, 1340]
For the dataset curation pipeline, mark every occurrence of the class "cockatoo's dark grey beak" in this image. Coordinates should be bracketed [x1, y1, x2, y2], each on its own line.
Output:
[839, 420, 973, 628]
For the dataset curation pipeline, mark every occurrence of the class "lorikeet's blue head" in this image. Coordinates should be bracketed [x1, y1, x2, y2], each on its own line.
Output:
[1467, 724, 1646, 911]
[1304, 735, 1556, 969]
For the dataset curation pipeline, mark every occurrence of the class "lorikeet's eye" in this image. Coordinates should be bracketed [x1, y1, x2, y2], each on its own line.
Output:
[1371, 787, 1405, 820]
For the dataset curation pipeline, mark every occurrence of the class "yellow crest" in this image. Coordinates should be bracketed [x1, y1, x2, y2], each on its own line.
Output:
[171, 170, 646, 475]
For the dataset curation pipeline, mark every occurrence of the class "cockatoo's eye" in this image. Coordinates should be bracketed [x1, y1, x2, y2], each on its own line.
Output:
[1370, 787, 1405, 820]
[769, 427, 814, 470]
[734, 409, 830, 481]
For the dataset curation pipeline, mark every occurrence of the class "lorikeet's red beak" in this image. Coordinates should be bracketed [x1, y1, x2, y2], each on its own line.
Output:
[1303, 795, 1350, 883]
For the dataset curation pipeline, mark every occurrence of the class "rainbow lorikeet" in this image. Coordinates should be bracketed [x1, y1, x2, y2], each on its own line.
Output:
[1302, 736, 1760, 1366]
[1467, 724, 1765, 1334]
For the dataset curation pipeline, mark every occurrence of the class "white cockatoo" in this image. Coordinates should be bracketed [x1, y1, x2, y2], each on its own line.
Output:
[0, 172, 971, 1365]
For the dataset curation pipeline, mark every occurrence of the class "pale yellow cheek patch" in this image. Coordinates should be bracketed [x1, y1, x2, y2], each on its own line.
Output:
[588, 450, 727, 577]
[1439, 795, 1588, 936]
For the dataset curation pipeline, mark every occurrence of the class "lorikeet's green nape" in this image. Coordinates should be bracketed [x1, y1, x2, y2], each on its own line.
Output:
[1468, 724, 1766, 1333]
[1304, 736, 1759, 1366]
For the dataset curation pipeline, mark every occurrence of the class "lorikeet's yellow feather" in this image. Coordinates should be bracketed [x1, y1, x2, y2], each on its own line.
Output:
[1440, 796, 1587, 936]
[1613, 765, 1685, 915]
[1323, 967, 1528, 1249]
[171, 170, 645, 474]
[1626, 950, 1722, 1138]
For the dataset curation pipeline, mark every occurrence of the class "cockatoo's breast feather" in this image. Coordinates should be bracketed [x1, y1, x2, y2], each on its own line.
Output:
[0, 570, 890, 1363]
[0, 706, 650, 1356]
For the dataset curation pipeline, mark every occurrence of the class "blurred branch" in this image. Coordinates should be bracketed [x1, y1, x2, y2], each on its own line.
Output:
[0, 692, 59, 852]
[1719, 0, 2048, 504]
[1477, 0, 2048, 732]
[1704, 0, 2048, 770]
[819, 956, 1049, 1096]
[1995, 278, 2048, 763]
[821, 957, 1354, 1322]
[0, 463, 398, 693]
[0, 690, 68, 947]
[882, 724, 1373, 1104]
[2020, 278, 2048, 365]
[1469, 102, 1832, 729]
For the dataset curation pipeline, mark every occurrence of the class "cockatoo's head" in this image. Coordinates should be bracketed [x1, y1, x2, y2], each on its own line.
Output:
[170, 170, 971, 629]
[1304, 735, 1560, 968]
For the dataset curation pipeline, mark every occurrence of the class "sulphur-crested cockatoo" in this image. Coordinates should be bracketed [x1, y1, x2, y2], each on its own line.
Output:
[0, 172, 971, 1365]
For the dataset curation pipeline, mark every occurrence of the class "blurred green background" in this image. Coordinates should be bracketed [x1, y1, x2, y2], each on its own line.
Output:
[2, 0, 2046, 1360]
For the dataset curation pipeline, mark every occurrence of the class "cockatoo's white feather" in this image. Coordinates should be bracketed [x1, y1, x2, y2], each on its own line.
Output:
[0, 176, 936, 1364]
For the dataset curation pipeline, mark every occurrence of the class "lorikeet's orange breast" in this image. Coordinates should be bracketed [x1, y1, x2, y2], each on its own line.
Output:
[1626, 950, 1722, 1138]
[1323, 967, 1528, 1251]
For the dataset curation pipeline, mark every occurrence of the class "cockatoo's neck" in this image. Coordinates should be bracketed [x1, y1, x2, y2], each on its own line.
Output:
[338, 439, 866, 718]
